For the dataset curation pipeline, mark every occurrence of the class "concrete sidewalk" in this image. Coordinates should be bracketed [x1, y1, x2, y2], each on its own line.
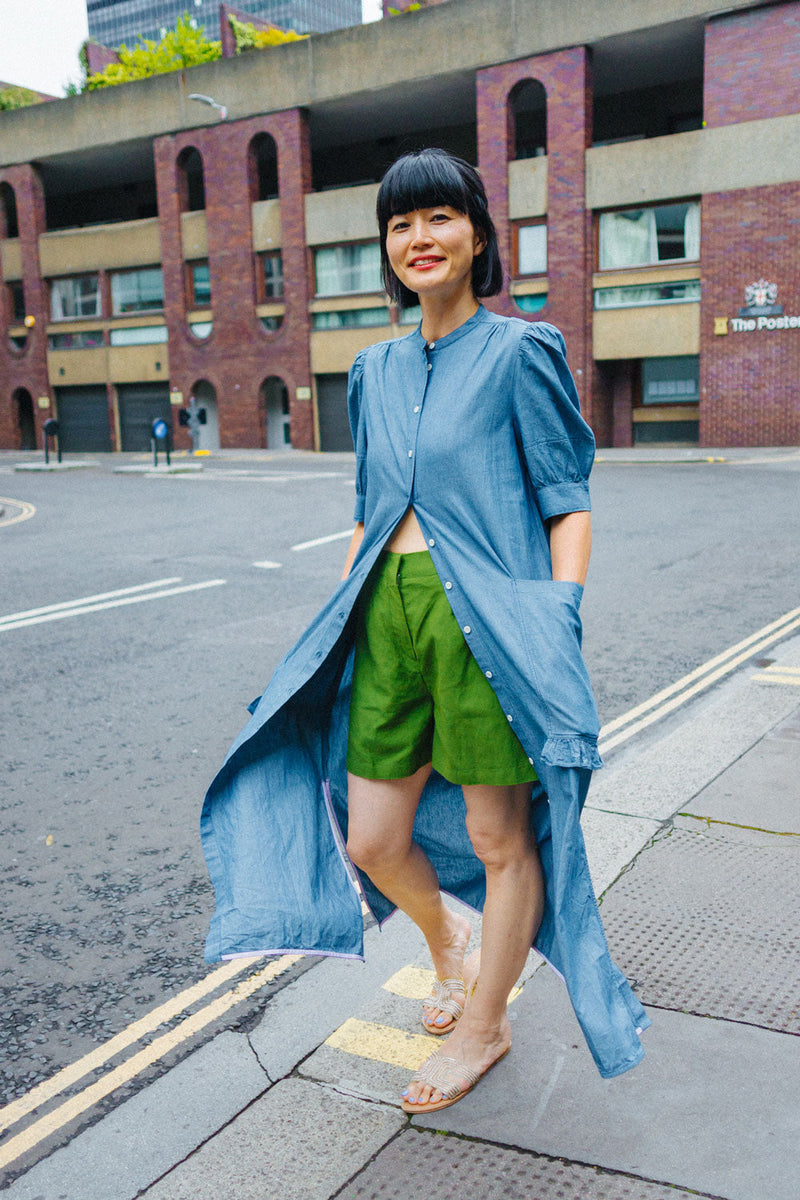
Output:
[6, 637, 800, 1200]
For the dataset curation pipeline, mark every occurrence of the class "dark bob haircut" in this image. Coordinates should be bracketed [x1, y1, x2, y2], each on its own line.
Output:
[376, 148, 503, 308]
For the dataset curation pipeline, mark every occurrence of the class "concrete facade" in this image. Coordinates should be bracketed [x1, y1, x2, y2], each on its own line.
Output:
[1, 0, 799, 451]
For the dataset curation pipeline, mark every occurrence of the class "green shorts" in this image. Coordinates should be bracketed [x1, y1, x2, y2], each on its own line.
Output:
[347, 550, 538, 786]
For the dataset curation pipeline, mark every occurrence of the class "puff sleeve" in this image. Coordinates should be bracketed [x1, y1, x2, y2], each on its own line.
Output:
[512, 322, 595, 520]
[347, 349, 368, 523]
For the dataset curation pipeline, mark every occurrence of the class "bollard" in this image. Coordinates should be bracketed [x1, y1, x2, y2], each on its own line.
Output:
[42, 418, 61, 465]
[151, 418, 171, 468]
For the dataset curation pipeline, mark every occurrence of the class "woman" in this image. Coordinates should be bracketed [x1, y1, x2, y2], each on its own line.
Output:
[201, 148, 649, 1113]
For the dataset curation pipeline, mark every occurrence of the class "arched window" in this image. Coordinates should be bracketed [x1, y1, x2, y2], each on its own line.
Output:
[0, 181, 19, 239]
[248, 133, 278, 203]
[177, 147, 206, 212]
[508, 79, 547, 160]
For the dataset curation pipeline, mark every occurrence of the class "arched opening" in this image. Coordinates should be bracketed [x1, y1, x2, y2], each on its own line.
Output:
[248, 133, 279, 202]
[177, 147, 206, 212]
[509, 79, 547, 160]
[14, 388, 35, 450]
[191, 379, 220, 451]
[0, 181, 19, 239]
[259, 376, 291, 450]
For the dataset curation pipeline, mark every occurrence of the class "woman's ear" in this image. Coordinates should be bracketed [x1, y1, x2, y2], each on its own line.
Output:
[473, 228, 487, 256]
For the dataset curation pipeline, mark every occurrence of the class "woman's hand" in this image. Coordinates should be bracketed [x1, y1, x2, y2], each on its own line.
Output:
[548, 511, 591, 587]
[341, 522, 365, 580]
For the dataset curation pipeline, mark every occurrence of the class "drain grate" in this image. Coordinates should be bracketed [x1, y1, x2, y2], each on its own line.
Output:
[600, 825, 800, 1032]
[336, 1129, 702, 1199]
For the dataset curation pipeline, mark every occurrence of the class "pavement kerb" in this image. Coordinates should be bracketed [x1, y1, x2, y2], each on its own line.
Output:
[4, 634, 800, 1199]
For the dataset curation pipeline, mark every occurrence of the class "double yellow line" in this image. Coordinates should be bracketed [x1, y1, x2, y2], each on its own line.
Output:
[0, 955, 299, 1172]
[598, 604, 800, 754]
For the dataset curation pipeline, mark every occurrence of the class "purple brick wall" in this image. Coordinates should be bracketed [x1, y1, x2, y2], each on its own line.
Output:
[154, 107, 314, 450]
[705, 2, 800, 127]
[476, 48, 596, 428]
[0, 165, 52, 449]
[700, 183, 800, 446]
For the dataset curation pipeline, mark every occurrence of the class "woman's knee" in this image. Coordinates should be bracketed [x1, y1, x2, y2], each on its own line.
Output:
[346, 827, 409, 874]
[465, 812, 535, 871]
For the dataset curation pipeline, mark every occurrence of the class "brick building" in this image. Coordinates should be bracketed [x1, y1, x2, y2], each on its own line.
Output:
[2, 0, 800, 453]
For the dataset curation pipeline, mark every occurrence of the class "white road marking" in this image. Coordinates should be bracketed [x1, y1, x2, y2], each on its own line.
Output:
[599, 604, 800, 753]
[253, 560, 282, 569]
[0, 497, 36, 528]
[0, 579, 226, 633]
[0, 578, 182, 626]
[291, 529, 353, 551]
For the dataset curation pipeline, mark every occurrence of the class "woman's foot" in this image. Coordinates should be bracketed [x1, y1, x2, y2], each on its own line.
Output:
[422, 911, 472, 1033]
[403, 1008, 511, 1111]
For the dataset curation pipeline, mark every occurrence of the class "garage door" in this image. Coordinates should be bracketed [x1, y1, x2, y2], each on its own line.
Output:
[118, 384, 172, 451]
[54, 386, 112, 452]
[315, 374, 353, 451]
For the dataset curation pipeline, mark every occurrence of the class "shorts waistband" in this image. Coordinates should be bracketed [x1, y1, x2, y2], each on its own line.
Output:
[374, 548, 440, 584]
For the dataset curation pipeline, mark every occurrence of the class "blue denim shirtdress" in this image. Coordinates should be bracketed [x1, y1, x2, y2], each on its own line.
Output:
[201, 306, 650, 1078]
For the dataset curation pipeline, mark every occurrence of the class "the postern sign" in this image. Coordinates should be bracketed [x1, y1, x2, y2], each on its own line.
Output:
[714, 281, 800, 335]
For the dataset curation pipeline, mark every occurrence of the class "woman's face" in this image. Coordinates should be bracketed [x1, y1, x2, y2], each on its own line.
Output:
[385, 206, 485, 302]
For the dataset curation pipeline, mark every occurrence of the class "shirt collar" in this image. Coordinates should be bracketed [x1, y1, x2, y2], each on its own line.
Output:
[411, 304, 490, 352]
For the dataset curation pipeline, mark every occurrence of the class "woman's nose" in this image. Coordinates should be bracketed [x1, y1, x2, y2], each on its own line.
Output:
[409, 220, 432, 245]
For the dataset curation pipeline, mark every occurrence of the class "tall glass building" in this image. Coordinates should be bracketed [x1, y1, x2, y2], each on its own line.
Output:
[86, 0, 364, 46]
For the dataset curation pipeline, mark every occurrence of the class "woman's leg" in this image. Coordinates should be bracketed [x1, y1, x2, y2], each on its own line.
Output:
[346, 766, 472, 1001]
[403, 780, 544, 1106]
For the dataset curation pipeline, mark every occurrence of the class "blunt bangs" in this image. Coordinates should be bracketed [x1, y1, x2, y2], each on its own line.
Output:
[376, 148, 503, 307]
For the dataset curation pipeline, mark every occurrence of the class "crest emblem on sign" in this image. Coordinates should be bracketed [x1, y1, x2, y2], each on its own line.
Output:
[744, 280, 778, 307]
[738, 279, 783, 317]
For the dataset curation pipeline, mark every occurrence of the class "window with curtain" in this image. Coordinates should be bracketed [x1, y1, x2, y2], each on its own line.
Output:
[262, 253, 284, 299]
[516, 223, 547, 275]
[314, 242, 382, 296]
[598, 202, 700, 269]
[50, 275, 101, 320]
[111, 268, 164, 314]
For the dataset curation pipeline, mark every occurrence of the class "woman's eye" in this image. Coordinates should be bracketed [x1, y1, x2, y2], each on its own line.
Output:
[390, 221, 408, 232]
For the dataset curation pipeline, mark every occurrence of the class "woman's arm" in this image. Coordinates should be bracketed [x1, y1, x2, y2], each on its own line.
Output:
[549, 511, 591, 587]
[341, 522, 365, 580]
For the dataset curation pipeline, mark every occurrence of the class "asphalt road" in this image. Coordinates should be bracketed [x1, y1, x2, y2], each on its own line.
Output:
[1, 448, 799, 1140]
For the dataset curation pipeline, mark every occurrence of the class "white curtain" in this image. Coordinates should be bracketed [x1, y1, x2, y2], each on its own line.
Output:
[599, 209, 657, 269]
[683, 203, 701, 260]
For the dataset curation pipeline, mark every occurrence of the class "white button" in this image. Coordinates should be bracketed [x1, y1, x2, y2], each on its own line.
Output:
[428, 538, 435, 547]
[408, 450, 413, 457]
[427, 363, 432, 371]
[528, 757, 534, 765]
[463, 625, 471, 634]
[506, 713, 513, 722]
[413, 405, 420, 413]
[485, 670, 493, 679]
[428, 341, 436, 349]
[444, 581, 453, 590]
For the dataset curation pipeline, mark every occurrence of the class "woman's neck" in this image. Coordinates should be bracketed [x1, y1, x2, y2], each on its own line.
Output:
[418, 287, 479, 343]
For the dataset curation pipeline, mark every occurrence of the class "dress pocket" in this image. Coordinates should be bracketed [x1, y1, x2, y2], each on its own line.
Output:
[512, 579, 601, 767]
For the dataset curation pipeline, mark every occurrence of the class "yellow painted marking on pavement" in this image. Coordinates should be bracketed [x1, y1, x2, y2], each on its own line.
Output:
[382, 966, 435, 999]
[600, 605, 800, 740]
[0, 957, 256, 1135]
[0, 497, 36, 528]
[0, 956, 300, 1171]
[507, 986, 522, 1004]
[751, 672, 800, 686]
[600, 609, 800, 754]
[325, 1018, 436, 1070]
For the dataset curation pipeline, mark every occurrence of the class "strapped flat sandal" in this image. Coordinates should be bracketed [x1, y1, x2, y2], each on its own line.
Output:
[401, 1046, 510, 1114]
[421, 976, 467, 1035]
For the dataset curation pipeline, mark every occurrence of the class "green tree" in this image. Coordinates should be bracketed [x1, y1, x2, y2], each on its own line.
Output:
[228, 15, 307, 53]
[0, 84, 43, 110]
[86, 13, 222, 90]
